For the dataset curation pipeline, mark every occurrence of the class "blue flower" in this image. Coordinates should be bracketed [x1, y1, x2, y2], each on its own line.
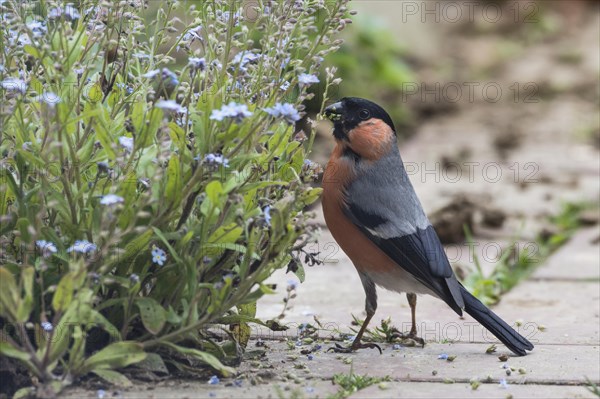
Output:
[64, 4, 81, 20]
[188, 57, 206, 72]
[142, 69, 161, 79]
[499, 378, 508, 389]
[100, 194, 124, 206]
[232, 51, 261, 72]
[280, 81, 290, 91]
[307, 354, 314, 360]
[437, 353, 448, 360]
[129, 274, 140, 284]
[233, 379, 243, 387]
[97, 162, 110, 173]
[203, 153, 229, 167]
[1, 78, 27, 94]
[393, 344, 402, 350]
[217, 10, 240, 26]
[35, 91, 61, 106]
[182, 26, 203, 43]
[210, 102, 252, 122]
[49, 4, 81, 21]
[155, 100, 182, 112]
[36, 240, 57, 257]
[118, 136, 133, 152]
[287, 279, 298, 291]
[161, 68, 179, 87]
[208, 375, 220, 385]
[27, 21, 47, 37]
[41, 321, 53, 332]
[263, 205, 272, 226]
[298, 73, 319, 86]
[48, 7, 62, 19]
[97, 389, 106, 399]
[264, 103, 301, 124]
[116, 83, 133, 95]
[151, 246, 167, 266]
[67, 240, 97, 254]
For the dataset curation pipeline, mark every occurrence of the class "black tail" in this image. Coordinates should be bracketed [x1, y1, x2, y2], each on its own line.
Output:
[461, 285, 534, 356]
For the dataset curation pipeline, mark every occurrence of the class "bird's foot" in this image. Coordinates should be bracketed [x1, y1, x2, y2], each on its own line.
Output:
[327, 342, 383, 354]
[390, 331, 425, 348]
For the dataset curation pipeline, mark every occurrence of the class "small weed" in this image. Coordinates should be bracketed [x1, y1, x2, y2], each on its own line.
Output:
[585, 378, 600, 397]
[348, 315, 410, 344]
[329, 367, 391, 399]
[462, 202, 588, 305]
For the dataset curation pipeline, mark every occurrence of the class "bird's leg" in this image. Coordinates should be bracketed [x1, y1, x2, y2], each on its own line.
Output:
[408, 292, 418, 336]
[328, 273, 382, 354]
[390, 293, 425, 347]
[329, 309, 382, 354]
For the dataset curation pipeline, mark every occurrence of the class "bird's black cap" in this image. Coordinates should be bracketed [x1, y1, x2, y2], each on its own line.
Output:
[324, 97, 396, 139]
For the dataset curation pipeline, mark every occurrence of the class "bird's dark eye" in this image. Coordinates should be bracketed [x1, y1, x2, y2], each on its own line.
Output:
[359, 109, 370, 120]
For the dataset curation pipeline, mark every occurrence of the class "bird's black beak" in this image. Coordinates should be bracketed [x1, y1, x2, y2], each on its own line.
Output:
[324, 101, 343, 121]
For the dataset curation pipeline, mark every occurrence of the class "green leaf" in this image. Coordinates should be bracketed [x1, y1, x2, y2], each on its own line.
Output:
[123, 229, 153, 261]
[23, 44, 40, 58]
[0, 267, 18, 320]
[134, 352, 169, 375]
[294, 263, 306, 283]
[205, 180, 224, 205]
[0, 340, 31, 361]
[88, 83, 103, 103]
[138, 107, 162, 148]
[91, 369, 133, 387]
[52, 273, 74, 312]
[231, 322, 251, 349]
[216, 314, 266, 326]
[208, 223, 243, 245]
[135, 298, 166, 335]
[238, 302, 257, 318]
[162, 342, 235, 376]
[168, 122, 187, 152]
[204, 224, 243, 257]
[164, 154, 182, 208]
[299, 187, 323, 206]
[16, 267, 34, 321]
[81, 341, 146, 374]
[13, 387, 36, 399]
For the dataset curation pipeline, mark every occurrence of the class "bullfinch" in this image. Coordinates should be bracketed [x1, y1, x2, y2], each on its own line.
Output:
[321, 97, 534, 356]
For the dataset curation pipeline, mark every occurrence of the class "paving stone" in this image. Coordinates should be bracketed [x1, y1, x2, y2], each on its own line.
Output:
[63, 378, 339, 399]
[492, 280, 600, 346]
[532, 227, 600, 281]
[62, 340, 600, 399]
[235, 340, 600, 388]
[350, 381, 596, 399]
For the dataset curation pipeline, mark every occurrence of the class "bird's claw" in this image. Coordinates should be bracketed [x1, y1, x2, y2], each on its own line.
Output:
[390, 332, 426, 348]
[327, 342, 383, 354]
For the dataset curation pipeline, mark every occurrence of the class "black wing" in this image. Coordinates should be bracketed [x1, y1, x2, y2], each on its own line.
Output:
[345, 203, 465, 314]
